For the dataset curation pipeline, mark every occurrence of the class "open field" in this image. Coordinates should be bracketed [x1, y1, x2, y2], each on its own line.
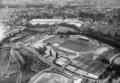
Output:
[54, 26, 77, 34]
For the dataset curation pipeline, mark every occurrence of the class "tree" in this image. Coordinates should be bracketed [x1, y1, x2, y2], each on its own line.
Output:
[50, 50, 52, 56]
[56, 52, 59, 59]
[99, 58, 120, 82]
[36, 46, 47, 55]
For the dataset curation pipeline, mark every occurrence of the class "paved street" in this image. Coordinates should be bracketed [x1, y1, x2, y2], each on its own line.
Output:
[30, 35, 55, 48]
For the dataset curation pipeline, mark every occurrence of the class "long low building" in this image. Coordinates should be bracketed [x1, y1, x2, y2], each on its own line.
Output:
[63, 19, 84, 27]
[29, 19, 84, 27]
[30, 19, 63, 25]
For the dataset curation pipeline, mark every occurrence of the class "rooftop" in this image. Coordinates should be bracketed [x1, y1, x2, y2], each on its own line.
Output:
[30, 19, 63, 22]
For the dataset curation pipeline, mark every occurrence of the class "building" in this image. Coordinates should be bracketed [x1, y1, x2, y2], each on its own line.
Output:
[30, 19, 84, 27]
[63, 19, 84, 27]
[30, 19, 63, 25]
[4, 26, 26, 39]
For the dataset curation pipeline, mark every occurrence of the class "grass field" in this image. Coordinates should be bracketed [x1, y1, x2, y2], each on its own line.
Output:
[60, 39, 90, 52]
[54, 26, 77, 34]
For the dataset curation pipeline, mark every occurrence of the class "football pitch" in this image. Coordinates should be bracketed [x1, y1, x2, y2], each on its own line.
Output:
[60, 39, 90, 52]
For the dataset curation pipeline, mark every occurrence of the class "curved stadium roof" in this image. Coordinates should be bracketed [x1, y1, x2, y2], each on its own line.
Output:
[29, 70, 72, 83]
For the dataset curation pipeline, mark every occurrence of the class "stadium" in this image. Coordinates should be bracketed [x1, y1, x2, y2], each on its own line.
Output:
[42, 35, 115, 79]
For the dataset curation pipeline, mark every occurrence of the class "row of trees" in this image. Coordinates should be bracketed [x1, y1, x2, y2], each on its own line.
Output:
[26, 24, 50, 29]
[105, 9, 120, 25]
[79, 8, 120, 25]
[3, 7, 54, 27]
[79, 11, 105, 22]
[99, 59, 120, 83]
[79, 8, 120, 49]
[57, 31, 80, 35]
[3, 4, 79, 27]
[82, 28, 120, 49]
[35, 46, 47, 55]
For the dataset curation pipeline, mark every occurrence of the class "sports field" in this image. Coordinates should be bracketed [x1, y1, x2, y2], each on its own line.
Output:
[59, 39, 90, 52]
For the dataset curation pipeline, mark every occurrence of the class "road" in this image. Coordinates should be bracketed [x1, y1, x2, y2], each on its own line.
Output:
[0, 47, 11, 77]
[30, 35, 55, 47]
[16, 71, 22, 83]
[22, 45, 64, 72]
[11, 49, 24, 83]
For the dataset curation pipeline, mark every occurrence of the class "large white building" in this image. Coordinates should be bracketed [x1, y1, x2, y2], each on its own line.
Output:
[63, 19, 84, 27]
[30, 19, 84, 27]
[30, 19, 63, 25]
